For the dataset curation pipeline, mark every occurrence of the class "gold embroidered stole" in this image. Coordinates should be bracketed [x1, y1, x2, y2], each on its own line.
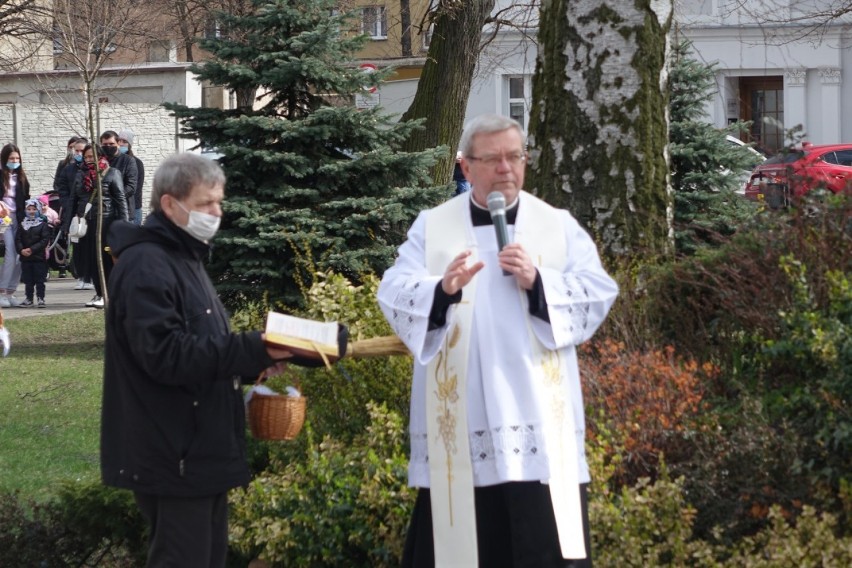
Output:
[425, 195, 479, 567]
[424, 192, 586, 563]
[514, 192, 586, 559]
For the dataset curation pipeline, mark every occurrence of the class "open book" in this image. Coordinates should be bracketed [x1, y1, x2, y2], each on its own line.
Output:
[264, 311, 339, 363]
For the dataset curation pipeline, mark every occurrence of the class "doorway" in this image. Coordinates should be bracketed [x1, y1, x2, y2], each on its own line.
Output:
[739, 77, 784, 154]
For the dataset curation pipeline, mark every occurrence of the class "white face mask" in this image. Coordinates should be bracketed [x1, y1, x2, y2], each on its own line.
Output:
[174, 199, 221, 242]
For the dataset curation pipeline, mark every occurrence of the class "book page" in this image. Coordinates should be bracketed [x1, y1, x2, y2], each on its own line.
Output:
[265, 312, 338, 350]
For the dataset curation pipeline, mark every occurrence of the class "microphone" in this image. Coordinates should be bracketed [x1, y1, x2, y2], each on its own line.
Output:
[486, 191, 511, 276]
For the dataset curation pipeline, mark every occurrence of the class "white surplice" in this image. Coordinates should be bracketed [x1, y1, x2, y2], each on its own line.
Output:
[377, 192, 618, 560]
[379, 191, 618, 487]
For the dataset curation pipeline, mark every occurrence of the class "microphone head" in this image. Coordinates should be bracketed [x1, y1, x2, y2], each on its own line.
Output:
[486, 191, 506, 217]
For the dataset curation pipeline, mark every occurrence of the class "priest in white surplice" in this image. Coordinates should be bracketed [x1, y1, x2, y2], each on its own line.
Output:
[378, 114, 619, 568]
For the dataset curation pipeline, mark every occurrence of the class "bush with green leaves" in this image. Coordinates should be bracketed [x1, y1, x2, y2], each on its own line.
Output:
[756, 254, 852, 509]
[294, 272, 412, 442]
[232, 271, 412, 458]
[229, 402, 414, 567]
[0, 482, 147, 567]
[667, 395, 811, 542]
[586, 428, 852, 567]
[723, 505, 852, 567]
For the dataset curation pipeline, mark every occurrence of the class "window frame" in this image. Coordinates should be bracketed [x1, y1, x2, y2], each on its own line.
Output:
[362, 5, 388, 40]
[504, 74, 531, 131]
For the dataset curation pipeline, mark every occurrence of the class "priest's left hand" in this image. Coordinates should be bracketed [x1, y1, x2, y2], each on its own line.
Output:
[498, 243, 536, 290]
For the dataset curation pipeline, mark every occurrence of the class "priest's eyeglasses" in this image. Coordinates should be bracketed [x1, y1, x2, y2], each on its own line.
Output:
[466, 151, 527, 167]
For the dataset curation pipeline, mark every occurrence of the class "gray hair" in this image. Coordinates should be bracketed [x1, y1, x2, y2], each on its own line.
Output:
[150, 153, 226, 212]
[458, 114, 526, 158]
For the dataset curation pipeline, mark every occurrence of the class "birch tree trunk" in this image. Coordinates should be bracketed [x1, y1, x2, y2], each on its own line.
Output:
[527, 0, 673, 259]
[401, 0, 496, 185]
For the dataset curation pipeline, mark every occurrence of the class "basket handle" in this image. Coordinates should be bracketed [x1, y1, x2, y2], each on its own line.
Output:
[254, 367, 302, 392]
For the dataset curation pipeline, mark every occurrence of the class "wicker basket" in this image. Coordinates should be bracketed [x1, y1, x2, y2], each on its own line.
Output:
[247, 380, 306, 441]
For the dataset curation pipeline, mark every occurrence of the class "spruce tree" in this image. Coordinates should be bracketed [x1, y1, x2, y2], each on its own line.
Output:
[165, 0, 446, 306]
[669, 40, 759, 255]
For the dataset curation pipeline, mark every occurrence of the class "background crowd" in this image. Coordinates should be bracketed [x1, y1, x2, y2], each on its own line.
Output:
[0, 130, 145, 309]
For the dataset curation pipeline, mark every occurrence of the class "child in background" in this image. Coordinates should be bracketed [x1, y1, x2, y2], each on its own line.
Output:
[38, 194, 60, 227]
[14, 199, 50, 307]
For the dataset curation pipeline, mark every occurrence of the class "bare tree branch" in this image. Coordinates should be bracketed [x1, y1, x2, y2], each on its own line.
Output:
[682, 0, 852, 46]
[0, 0, 52, 70]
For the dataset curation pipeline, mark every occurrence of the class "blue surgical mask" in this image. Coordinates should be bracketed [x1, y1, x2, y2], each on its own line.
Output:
[26, 210, 35, 219]
[119, 146, 129, 155]
[6, 162, 20, 170]
[74, 154, 83, 163]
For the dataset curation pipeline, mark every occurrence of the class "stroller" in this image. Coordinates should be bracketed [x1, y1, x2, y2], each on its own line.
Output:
[40, 191, 73, 278]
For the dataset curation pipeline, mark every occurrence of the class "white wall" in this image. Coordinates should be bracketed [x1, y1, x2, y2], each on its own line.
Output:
[0, 65, 203, 217]
[0, 103, 186, 218]
[466, 29, 538, 132]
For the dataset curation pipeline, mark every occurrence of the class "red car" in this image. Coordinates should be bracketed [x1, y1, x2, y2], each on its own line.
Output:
[744, 142, 852, 205]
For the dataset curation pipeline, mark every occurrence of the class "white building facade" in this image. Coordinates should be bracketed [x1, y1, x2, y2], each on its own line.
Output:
[676, 0, 852, 153]
[380, 1, 852, 155]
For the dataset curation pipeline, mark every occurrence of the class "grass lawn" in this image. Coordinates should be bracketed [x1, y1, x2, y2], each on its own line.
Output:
[0, 311, 105, 500]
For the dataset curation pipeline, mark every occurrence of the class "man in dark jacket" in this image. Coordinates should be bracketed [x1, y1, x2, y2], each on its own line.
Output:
[99, 130, 137, 216]
[102, 153, 344, 567]
[117, 129, 145, 224]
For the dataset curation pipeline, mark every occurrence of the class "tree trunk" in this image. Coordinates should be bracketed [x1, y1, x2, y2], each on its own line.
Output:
[174, 1, 195, 62]
[527, 0, 673, 260]
[401, 0, 496, 185]
[399, 0, 412, 57]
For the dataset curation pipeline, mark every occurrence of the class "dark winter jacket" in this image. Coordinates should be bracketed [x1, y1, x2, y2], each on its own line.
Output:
[55, 161, 83, 227]
[53, 158, 73, 194]
[101, 213, 277, 497]
[68, 166, 129, 232]
[132, 155, 145, 210]
[14, 217, 51, 263]
[108, 153, 137, 210]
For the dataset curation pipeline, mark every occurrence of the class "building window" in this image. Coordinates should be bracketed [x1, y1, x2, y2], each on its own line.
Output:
[505, 76, 530, 130]
[422, 23, 434, 51]
[362, 6, 387, 40]
[205, 19, 222, 40]
[148, 40, 176, 63]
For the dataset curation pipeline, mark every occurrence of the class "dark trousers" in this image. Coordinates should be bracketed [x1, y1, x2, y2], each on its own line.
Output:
[134, 492, 229, 568]
[21, 260, 47, 301]
[402, 481, 592, 568]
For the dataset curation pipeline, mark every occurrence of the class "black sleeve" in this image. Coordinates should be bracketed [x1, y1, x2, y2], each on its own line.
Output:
[121, 156, 138, 199]
[428, 281, 462, 331]
[265, 324, 350, 371]
[56, 165, 71, 200]
[53, 161, 65, 192]
[109, 174, 130, 222]
[68, 174, 84, 228]
[134, 158, 145, 209]
[526, 270, 550, 323]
